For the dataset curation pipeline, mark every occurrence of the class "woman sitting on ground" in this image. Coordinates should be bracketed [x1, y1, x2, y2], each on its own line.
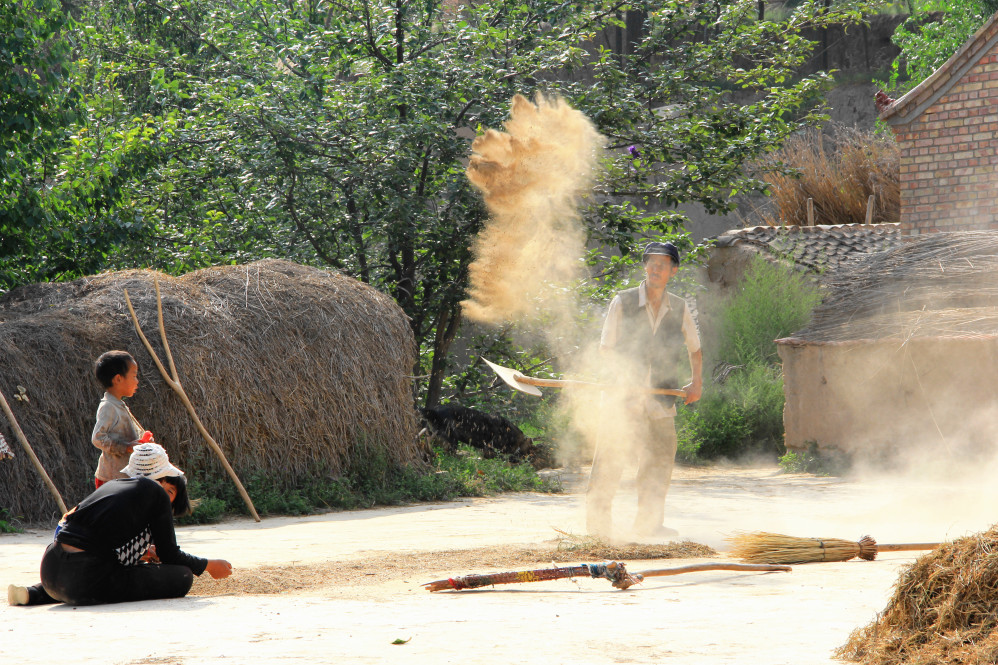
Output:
[8, 443, 232, 606]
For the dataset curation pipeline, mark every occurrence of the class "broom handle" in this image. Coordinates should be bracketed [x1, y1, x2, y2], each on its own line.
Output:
[0, 387, 68, 514]
[876, 543, 940, 553]
[637, 563, 791, 577]
[516, 375, 687, 397]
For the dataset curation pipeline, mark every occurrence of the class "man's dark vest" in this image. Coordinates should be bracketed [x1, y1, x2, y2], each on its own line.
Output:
[615, 287, 690, 403]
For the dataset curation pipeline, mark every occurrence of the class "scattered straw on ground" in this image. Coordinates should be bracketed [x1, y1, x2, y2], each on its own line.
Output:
[837, 525, 998, 665]
[190, 536, 716, 596]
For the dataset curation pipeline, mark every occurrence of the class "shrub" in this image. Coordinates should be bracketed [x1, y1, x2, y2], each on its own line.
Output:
[677, 396, 751, 461]
[180, 443, 560, 524]
[0, 507, 24, 533]
[680, 256, 822, 463]
[718, 255, 822, 367]
[778, 441, 852, 476]
[678, 362, 785, 462]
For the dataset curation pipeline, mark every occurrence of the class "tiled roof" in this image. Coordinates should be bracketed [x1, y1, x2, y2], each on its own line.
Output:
[780, 230, 998, 343]
[712, 223, 903, 274]
[880, 11, 998, 126]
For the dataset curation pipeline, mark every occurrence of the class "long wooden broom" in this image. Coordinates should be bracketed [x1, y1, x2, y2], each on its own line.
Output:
[727, 531, 940, 564]
[423, 560, 790, 591]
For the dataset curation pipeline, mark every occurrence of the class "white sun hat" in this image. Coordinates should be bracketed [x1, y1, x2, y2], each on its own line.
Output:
[120, 442, 184, 480]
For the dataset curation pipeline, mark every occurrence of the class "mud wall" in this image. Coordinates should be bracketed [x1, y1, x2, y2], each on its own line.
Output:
[779, 336, 998, 461]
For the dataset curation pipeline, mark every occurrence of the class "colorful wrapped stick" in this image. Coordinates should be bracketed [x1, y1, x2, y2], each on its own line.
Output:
[423, 561, 790, 592]
[424, 561, 640, 591]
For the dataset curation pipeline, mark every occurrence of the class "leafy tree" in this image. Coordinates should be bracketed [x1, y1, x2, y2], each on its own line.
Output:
[5, 0, 883, 406]
[1, 0, 78, 284]
[882, 0, 998, 96]
[0, 0, 175, 288]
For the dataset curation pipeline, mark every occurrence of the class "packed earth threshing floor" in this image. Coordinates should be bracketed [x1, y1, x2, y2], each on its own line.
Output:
[3, 464, 997, 665]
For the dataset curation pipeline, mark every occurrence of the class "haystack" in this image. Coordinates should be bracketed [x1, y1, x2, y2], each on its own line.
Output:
[838, 525, 998, 665]
[0, 260, 419, 522]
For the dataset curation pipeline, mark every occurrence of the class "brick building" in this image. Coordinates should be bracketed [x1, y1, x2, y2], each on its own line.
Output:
[880, 12, 998, 234]
[774, 14, 998, 461]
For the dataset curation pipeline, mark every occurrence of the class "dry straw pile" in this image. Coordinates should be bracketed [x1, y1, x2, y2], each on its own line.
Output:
[0, 260, 419, 522]
[791, 231, 998, 343]
[758, 126, 899, 227]
[838, 525, 998, 665]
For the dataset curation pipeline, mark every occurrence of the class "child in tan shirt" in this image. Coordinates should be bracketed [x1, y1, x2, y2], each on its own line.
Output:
[91, 350, 152, 489]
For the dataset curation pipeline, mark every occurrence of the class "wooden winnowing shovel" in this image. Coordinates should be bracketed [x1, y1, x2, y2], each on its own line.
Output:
[482, 357, 686, 399]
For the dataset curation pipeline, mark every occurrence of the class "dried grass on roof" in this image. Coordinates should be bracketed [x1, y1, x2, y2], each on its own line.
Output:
[758, 126, 899, 228]
[837, 525, 998, 665]
[789, 231, 998, 343]
[0, 259, 419, 522]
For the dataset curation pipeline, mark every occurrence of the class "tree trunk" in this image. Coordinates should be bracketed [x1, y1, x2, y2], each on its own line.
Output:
[424, 301, 462, 407]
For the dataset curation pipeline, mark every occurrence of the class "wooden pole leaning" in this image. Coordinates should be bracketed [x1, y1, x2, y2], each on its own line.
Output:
[0, 386, 68, 514]
[124, 277, 260, 522]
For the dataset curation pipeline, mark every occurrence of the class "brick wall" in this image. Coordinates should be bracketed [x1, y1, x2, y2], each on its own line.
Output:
[891, 35, 998, 234]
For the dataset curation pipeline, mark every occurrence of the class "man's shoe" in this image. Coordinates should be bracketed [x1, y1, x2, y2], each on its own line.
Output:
[7, 584, 30, 606]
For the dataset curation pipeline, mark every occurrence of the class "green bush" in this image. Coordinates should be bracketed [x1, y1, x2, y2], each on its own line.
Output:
[680, 256, 821, 463]
[778, 441, 852, 476]
[0, 507, 24, 533]
[718, 255, 822, 367]
[677, 396, 750, 461]
[677, 362, 785, 462]
[180, 443, 560, 524]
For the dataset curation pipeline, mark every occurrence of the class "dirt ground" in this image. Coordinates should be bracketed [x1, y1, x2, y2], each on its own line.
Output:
[3, 463, 994, 665]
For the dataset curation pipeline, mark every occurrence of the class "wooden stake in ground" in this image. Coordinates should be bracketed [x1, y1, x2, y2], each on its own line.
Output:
[0, 386, 68, 514]
[727, 531, 940, 564]
[423, 561, 790, 592]
[124, 277, 260, 522]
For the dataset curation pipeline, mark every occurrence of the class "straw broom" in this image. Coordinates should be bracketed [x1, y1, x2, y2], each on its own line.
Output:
[727, 532, 940, 564]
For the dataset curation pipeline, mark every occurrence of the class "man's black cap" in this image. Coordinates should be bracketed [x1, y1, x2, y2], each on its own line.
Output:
[641, 241, 680, 265]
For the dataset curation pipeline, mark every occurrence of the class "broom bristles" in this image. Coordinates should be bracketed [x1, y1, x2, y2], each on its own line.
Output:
[727, 532, 876, 564]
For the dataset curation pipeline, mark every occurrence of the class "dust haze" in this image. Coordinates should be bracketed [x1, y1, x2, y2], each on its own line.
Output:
[774, 246, 998, 546]
[461, 94, 675, 539]
[461, 97, 998, 547]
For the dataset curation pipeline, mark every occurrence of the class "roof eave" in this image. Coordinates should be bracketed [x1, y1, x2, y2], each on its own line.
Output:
[881, 11, 998, 127]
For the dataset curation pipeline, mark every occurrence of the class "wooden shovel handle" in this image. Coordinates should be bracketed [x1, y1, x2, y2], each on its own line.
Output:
[637, 563, 791, 578]
[515, 375, 687, 398]
[876, 543, 940, 553]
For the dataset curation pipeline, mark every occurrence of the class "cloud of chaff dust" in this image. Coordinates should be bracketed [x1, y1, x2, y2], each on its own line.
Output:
[768, 258, 998, 545]
[461, 93, 607, 330]
[460, 92, 689, 539]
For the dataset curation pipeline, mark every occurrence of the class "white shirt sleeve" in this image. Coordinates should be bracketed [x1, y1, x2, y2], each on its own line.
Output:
[600, 295, 623, 350]
[682, 300, 701, 354]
